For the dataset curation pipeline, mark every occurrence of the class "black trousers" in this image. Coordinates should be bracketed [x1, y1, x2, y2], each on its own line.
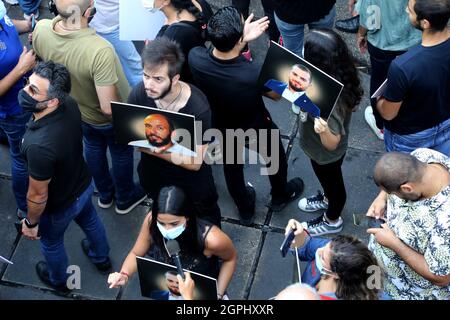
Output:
[222, 121, 288, 215]
[232, 0, 280, 42]
[368, 41, 406, 130]
[310, 155, 346, 221]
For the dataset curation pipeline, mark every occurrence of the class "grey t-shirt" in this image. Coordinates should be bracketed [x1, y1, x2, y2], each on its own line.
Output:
[299, 104, 351, 165]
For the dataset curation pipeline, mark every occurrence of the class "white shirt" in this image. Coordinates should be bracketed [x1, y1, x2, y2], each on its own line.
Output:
[89, 0, 120, 34]
[282, 88, 305, 103]
[129, 140, 197, 157]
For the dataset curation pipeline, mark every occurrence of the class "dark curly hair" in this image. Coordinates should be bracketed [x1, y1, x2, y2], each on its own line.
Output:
[304, 29, 364, 115]
[170, 0, 205, 24]
[329, 235, 382, 300]
[34, 60, 71, 103]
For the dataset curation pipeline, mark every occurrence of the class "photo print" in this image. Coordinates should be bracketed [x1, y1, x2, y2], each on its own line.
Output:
[259, 41, 344, 121]
[111, 102, 197, 157]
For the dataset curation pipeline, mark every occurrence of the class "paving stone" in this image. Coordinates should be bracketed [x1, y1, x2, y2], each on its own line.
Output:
[0, 284, 73, 300]
[248, 231, 308, 300]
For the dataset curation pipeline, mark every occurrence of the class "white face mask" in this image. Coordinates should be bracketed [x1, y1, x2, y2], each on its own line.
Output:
[142, 0, 162, 13]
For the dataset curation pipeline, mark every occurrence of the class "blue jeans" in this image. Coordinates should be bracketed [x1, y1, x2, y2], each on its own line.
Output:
[0, 111, 31, 212]
[39, 182, 109, 286]
[18, 0, 41, 15]
[81, 122, 140, 205]
[384, 118, 450, 156]
[274, 6, 336, 57]
[97, 28, 143, 87]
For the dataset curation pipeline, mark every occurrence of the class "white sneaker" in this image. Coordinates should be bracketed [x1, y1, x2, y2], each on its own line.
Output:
[364, 106, 384, 140]
[298, 190, 328, 212]
[291, 103, 300, 115]
[5, 0, 19, 5]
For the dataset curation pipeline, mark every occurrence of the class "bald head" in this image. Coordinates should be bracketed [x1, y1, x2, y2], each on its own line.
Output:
[55, 0, 91, 19]
[373, 152, 426, 193]
[275, 283, 320, 300]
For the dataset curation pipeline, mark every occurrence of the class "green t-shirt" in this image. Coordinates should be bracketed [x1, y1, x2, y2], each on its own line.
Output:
[33, 17, 130, 125]
[299, 104, 351, 165]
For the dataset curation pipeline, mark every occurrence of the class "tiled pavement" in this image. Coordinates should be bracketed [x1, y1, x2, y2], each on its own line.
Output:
[0, 0, 385, 300]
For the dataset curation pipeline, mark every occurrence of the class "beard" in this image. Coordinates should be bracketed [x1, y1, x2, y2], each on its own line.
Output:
[147, 133, 172, 147]
[289, 80, 304, 92]
[154, 79, 173, 100]
[168, 287, 181, 296]
[412, 19, 424, 31]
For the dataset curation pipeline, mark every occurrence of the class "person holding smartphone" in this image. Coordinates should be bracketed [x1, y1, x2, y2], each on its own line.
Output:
[283, 219, 381, 300]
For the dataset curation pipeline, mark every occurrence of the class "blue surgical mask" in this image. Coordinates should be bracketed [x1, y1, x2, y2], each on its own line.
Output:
[0, 2, 7, 21]
[315, 248, 334, 276]
[142, 0, 163, 13]
[157, 221, 186, 240]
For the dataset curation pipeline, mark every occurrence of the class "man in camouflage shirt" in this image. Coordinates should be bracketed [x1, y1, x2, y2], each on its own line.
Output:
[367, 148, 450, 299]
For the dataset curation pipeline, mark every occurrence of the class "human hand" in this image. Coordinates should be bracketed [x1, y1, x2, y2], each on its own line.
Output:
[177, 272, 195, 300]
[285, 219, 305, 248]
[357, 34, 367, 54]
[313, 117, 329, 134]
[107, 272, 128, 288]
[367, 223, 399, 250]
[17, 46, 37, 74]
[366, 194, 387, 219]
[21, 221, 40, 240]
[242, 13, 269, 43]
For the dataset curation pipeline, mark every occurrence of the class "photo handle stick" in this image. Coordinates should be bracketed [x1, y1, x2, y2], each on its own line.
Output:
[173, 254, 186, 280]
[295, 248, 302, 284]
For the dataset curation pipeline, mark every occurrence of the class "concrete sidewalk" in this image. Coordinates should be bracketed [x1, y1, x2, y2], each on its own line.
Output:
[0, 0, 384, 300]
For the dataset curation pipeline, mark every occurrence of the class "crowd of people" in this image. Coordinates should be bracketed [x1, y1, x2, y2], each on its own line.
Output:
[0, 0, 449, 300]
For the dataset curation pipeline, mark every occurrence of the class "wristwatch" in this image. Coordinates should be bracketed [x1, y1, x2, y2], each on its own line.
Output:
[24, 218, 39, 229]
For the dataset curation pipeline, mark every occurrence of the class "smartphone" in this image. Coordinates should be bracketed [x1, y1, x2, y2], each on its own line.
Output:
[352, 213, 385, 228]
[31, 15, 36, 31]
[280, 228, 296, 257]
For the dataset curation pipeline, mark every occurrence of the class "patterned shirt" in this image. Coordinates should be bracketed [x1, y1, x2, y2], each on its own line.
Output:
[369, 148, 450, 300]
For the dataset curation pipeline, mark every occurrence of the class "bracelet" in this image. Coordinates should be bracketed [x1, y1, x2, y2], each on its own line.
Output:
[120, 271, 129, 279]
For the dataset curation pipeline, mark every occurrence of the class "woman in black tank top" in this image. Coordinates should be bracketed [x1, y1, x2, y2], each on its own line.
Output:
[107, 186, 237, 300]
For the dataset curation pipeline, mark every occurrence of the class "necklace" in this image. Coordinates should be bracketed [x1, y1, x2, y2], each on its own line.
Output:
[157, 83, 183, 111]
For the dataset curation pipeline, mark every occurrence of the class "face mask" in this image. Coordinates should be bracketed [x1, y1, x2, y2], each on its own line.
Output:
[85, 5, 96, 24]
[0, 2, 6, 21]
[157, 221, 186, 240]
[315, 248, 335, 277]
[142, 0, 163, 13]
[18, 89, 51, 113]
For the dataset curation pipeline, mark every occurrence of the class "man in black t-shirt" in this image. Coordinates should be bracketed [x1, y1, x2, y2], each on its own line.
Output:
[377, 0, 450, 156]
[20, 61, 111, 292]
[189, 7, 304, 224]
[128, 38, 221, 226]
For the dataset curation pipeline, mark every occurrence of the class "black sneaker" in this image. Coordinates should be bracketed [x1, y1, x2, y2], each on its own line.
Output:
[335, 15, 360, 33]
[35, 261, 71, 293]
[239, 185, 256, 226]
[269, 178, 304, 212]
[115, 190, 147, 215]
[81, 239, 112, 274]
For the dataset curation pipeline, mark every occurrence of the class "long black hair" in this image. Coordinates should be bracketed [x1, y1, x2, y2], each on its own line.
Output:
[304, 29, 364, 115]
[170, 0, 205, 24]
[149, 186, 202, 255]
[330, 235, 382, 300]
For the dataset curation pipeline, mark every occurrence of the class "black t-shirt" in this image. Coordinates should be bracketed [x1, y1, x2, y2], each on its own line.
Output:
[383, 39, 450, 134]
[128, 82, 215, 198]
[273, 0, 336, 25]
[188, 47, 272, 130]
[21, 97, 91, 213]
[157, 21, 205, 84]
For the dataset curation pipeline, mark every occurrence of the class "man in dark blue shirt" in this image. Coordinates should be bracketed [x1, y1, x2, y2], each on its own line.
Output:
[0, 7, 36, 218]
[377, 0, 450, 156]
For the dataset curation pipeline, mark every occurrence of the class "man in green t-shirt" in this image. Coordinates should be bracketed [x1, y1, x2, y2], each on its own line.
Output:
[32, 0, 146, 214]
